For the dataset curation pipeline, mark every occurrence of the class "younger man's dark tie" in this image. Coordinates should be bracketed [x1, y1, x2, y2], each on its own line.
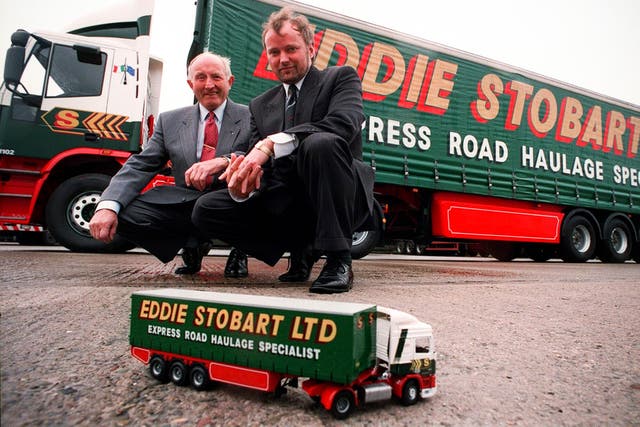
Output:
[284, 85, 297, 129]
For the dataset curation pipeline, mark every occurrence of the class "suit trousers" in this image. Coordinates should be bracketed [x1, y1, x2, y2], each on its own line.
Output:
[192, 132, 356, 265]
[116, 198, 203, 263]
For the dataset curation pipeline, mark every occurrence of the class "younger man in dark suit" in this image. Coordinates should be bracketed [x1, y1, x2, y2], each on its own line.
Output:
[193, 8, 375, 293]
[89, 52, 251, 277]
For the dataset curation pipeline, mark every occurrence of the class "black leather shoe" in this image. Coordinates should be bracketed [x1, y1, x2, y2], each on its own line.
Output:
[175, 242, 211, 275]
[279, 246, 321, 282]
[224, 248, 248, 278]
[309, 259, 353, 294]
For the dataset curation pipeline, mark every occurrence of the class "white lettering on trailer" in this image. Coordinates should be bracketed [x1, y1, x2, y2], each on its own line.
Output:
[366, 115, 431, 151]
[210, 334, 255, 350]
[521, 146, 604, 181]
[258, 341, 321, 360]
[448, 131, 508, 163]
[613, 165, 640, 187]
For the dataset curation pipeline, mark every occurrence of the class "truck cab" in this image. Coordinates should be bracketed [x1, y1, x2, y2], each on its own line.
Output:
[377, 307, 437, 398]
[0, 0, 162, 251]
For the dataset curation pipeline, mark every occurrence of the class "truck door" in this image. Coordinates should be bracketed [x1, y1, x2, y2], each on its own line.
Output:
[0, 36, 111, 160]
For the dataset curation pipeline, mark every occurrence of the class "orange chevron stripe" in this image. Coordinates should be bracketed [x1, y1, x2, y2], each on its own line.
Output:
[81, 112, 129, 140]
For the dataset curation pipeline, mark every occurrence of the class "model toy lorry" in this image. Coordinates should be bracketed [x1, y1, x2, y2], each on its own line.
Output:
[130, 289, 436, 419]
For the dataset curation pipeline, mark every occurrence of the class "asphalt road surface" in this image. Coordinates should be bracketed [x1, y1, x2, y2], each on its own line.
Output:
[1, 244, 638, 426]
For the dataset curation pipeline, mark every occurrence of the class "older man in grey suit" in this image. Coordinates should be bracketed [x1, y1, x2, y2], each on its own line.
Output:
[89, 52, 251, 276]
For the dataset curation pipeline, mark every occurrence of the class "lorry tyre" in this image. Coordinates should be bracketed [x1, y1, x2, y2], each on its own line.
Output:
[524, 243, 555, 262]
[486, 242, 520, 261]
[189, 364, 210, 391]
[330, 390, 354, 420]
[45, 173, 135, 253]
[598, 218, 632, 263]
[351, 200, 383, 259]
[401, 380, 420, 406]
[169, 360, 188, 386]
[405, 240, 417, 255]
[149, 356, 169, 383]
[560, 215, 596, 262]
[351, 229, 379, 259]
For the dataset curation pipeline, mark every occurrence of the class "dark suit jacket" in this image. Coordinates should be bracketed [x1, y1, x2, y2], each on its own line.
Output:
[249, 66, 375, 228]
[101, 99, 251, 208]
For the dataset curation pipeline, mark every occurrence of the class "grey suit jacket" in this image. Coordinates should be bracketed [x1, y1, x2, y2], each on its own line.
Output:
[101, 99, 250, 207]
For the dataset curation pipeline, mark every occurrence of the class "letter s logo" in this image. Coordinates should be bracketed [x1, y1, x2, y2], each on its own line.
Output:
[53, 110, 80, 129]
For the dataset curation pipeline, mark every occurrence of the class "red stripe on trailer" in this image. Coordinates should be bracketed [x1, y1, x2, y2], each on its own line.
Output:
[130, 347, 151, 364]
[208, 362, 277, 391]
[431, 192, 564, 243]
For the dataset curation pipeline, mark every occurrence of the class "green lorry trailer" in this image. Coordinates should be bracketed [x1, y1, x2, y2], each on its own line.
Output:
[2, 0, 639, 262]
[130, 289, 436, 419]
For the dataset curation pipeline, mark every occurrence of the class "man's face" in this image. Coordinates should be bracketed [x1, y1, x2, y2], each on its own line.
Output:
[264, 21, 314, 84]
[188, 55, 234, 111]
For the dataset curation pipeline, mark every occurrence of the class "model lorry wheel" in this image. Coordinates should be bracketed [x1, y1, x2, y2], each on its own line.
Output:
[169, 360, 189, 386]
[560, 215, 596, 262]
[46, 174, 135, 253]
[330, 390, 354, 419]
[189, 364, 210, 391]
[401, 380, 420, 406]
[149, 356, 169, 383]
[598, 218, 632, 263]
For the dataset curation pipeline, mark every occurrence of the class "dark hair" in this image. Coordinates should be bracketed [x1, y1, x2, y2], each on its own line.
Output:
[261, 7, 314, 51]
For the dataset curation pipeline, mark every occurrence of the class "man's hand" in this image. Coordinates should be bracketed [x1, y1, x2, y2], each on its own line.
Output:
[89, 209, 118, 243]
[220, 146, 269, 199]
[185, 158, 228, 191]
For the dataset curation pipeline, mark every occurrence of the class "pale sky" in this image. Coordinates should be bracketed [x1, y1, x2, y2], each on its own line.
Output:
[1, 0, 638, 111]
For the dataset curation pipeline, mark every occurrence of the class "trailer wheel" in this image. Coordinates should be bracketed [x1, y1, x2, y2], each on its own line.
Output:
[189, 364, 210, 391]
[486, 242, 520, 261]
[169, 360, 188, 386]
[401, 380, 420, 406]
[330, 390, 354, 420]
[598, 218, 632, 263]
[524, 244, 556, 262]
[45, 174, 134, 253]
[560, 215, 596, 262]
[405, 240, 417, 255]
[149, 356, 169, 383]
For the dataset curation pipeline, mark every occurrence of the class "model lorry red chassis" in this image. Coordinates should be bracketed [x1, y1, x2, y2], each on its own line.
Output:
[129, 289, 436, 419]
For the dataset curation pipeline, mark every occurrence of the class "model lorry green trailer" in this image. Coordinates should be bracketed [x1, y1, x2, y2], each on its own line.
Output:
[190, 0, 640, 263]
[130, 289, 436, 419]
